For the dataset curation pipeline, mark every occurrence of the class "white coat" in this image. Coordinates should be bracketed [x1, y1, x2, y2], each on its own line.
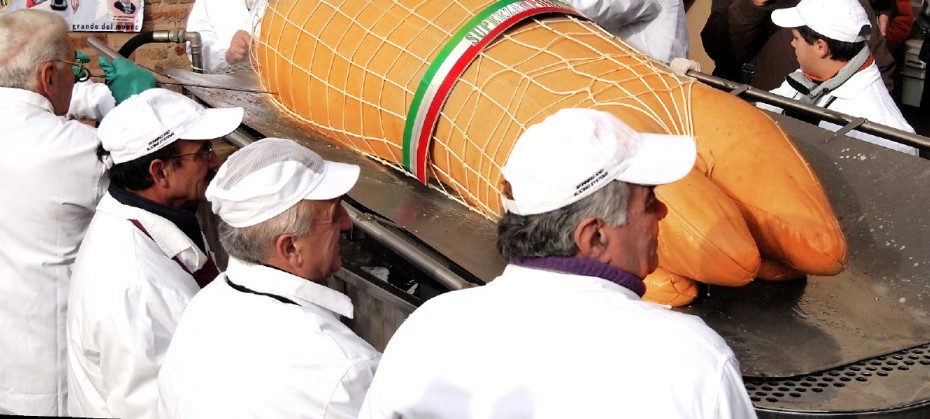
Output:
[186, 0, 252, 73]
[158, 258, 381, 419]
[360, 264, 757, 418]
[759, 63, 918, 155]
[67, 193, 211, 419]
[69, 81, 116, 121]
[0, 87, 107, 416]
[565, 0, 690, 63]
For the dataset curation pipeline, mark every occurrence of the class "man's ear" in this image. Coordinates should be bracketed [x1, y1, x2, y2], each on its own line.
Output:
[36, 61, 57, 99]
[148, 159, 170, 188]
[815, 39, 831, 59]
[573, 216, 607, 259]
[274, 234, 301, 269]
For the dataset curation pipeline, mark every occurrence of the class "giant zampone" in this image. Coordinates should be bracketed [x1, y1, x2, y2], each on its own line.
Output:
[249, 0, 847, 306]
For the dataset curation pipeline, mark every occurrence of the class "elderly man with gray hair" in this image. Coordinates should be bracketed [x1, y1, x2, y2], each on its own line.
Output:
[157, 138, 381, 418]
[0, 8, 151, 415]
[0, 9, 101, 416]
[360, 108, 757, 418]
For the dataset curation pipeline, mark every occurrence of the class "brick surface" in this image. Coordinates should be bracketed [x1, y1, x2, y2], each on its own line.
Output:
[69, 0, 195, 78]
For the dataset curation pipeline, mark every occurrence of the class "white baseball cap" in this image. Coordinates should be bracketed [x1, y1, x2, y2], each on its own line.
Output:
[501, 108, 696, 216]
[98, 88, 244, 164]
[206, 137, 360, 228]
[771, 0, 871, 43]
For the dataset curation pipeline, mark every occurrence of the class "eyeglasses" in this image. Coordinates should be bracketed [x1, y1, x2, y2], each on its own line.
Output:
[55, 51, 92, 83]
[57, 59, 91, 83]
[166, 144, 215, 162]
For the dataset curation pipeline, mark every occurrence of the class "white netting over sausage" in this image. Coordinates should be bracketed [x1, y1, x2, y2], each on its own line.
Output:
[241, 0, 850, 308]
[249, 0, 694, 219]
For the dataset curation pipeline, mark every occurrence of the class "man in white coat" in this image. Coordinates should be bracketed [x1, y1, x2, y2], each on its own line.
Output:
[359, 109, 757, 418]
[0, 9, 151, 416]
[565, 0, 690, 63]
[757, 0, 918, 155]
[0, 9, 104, 416]
[158, 138, 381, 418]
[67, 88, 243, 419]
[186, 0, 254, 73]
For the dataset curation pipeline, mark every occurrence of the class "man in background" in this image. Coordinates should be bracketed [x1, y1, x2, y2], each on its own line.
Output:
[757, 0, 917, 155]
[566, 0, 690, 63]
[702, 0, 896, 91]
[186, 0, 253, 73]
[67, 88, 242, 419]
[0, 9, 151, 415]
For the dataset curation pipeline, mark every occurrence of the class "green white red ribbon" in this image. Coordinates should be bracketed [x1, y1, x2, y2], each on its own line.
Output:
[403, 0, 583, 183]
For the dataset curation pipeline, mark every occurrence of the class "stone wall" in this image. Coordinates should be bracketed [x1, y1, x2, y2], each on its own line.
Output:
[69, 0, 194, 81]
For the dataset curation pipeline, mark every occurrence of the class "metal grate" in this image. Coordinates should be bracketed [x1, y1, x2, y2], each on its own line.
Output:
[745, 343, 930, 404]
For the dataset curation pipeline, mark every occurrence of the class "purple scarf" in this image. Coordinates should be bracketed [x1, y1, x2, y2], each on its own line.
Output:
[510, 257, 646, 297]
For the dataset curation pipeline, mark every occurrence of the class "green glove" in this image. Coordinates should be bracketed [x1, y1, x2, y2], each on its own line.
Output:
[75, 51, 90, 64]
[98, 57, 156, 104]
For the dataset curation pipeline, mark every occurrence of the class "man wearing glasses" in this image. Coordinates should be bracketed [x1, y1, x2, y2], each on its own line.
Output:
[0, 9, 151, 416]
[66, 88, 243, 419]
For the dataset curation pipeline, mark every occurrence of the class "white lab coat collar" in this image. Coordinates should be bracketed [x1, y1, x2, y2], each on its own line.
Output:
[0, 86, 55, 113]
[225, 257, 355, 318]
[96, 193, 210, 272]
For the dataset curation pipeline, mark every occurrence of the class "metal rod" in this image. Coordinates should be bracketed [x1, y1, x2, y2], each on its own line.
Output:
[343, 204, 474, 291]
[686, 70, 930, 151]
[155, 79, 274, 94]
[86, 37, 120, 61]
[223, 128, 256, 149]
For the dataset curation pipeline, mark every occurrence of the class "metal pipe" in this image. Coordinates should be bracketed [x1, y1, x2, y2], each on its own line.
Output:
[86, 37, 120, 61]
[88, 30, 204, 74]
[184, 31, 204, 74]
[150, 29, 186, 43]
[686, 70, 930, 151]
[133, 30, 202, 74]
[342, 204, 475, 291]
[224, 128, 255, 148]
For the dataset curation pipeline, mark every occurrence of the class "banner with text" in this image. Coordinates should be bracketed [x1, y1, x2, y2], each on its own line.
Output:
[0, 0, 143, 32]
